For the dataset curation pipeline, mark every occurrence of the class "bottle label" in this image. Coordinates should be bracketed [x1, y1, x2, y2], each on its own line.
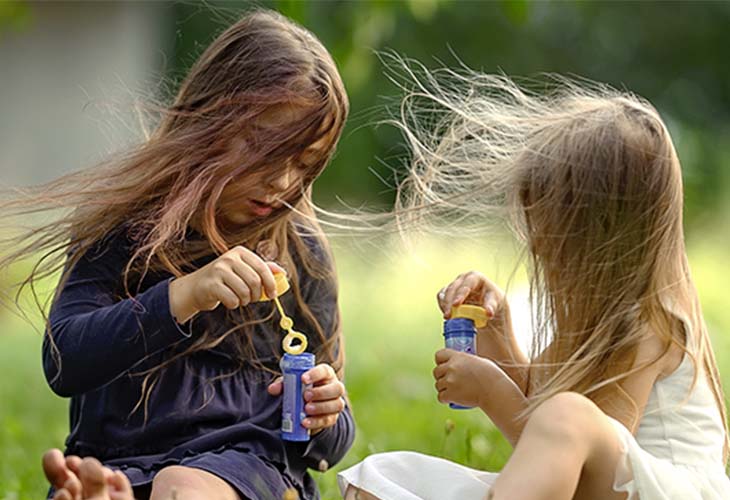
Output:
[446, 335, 475, 354]
[281, 367, 311, 441]
[282, 372, 300, 428]
[282, 414, 294, 433]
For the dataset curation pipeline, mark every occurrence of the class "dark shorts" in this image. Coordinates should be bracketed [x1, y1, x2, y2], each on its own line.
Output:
[123, 448, 299, 500]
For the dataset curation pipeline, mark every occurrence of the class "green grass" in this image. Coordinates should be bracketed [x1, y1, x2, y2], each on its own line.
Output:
[1, 235, 729, 500]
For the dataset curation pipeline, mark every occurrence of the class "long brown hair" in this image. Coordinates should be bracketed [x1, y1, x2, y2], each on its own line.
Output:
[392, 62, 729, 461]
[1, 9, 349, 409]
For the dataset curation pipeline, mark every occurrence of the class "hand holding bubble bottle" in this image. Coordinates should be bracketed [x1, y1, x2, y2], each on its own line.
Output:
[443, 304, 489, 409]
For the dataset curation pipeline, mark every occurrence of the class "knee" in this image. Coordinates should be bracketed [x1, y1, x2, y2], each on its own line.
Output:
[151, 466, 196, 498]
[525, 392, 600, 444]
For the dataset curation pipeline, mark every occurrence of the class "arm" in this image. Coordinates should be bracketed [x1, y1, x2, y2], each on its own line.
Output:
[477, 329, 673, 443]
[473, 329, 673, 444]
[477, 328, 674, 445]
[44, 239, 191, 397]
[434, 349, 528, 447]
[478, 360, 529, 446]
[46, 233, 290, 397]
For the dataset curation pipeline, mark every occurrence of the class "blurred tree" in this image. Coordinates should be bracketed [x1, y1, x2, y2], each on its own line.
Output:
[0, 0, 31, 33]
[168, 1, 730, 228]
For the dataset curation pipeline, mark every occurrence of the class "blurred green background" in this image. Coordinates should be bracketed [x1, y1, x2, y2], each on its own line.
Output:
[1, 1, 729, 499]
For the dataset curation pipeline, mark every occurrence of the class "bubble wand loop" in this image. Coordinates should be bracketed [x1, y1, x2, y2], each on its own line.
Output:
[273, 296, 308, 355]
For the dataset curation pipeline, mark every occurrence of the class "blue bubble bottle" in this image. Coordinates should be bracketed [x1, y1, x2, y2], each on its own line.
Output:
[443, 304, 489, 410]
[280, 352, 315, 441]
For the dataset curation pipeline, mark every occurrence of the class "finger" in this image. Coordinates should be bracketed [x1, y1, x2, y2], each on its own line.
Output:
[42, 449, 71, 489]
[212, 281, 240, 309]
[229, 260, 262, 303]
[267, 378, 283, 396]
[451, 272, 485, 306]
[304, 380, 345, 402]
[437, 388, 450, 404]
[303, 413, 339, 431]
[433, 363, 447, 380]
[221, 269, 253, 306]
[267, 261, 286, 275]
[233, 246, 277, 299]
[434, 378, 448, 393]
[442, 274, 468, 316]
[302, 364, 336, 385]
[305, 397, 345, 416]
[435, 348, 454, 364]
[483, 289, 500, 318]
[436, 287, 449, 315]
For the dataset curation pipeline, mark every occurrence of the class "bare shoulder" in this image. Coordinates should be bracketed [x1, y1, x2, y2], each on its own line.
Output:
[636, 321, 686, 379]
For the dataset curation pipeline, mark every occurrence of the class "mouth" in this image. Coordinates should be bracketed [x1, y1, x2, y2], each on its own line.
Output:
[247, 199, 279, 217]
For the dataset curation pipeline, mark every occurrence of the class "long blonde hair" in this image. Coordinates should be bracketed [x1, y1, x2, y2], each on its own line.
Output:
[1, 9, 349, 411]
[392, 60, 728, 461]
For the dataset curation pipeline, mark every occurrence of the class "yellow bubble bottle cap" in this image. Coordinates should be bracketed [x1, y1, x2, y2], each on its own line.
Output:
[450, 304, 489, 328]
[259, 271, 290, 301]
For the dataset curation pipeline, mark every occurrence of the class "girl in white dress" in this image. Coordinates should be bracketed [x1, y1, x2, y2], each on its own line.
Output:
[338, 70, 730, 499]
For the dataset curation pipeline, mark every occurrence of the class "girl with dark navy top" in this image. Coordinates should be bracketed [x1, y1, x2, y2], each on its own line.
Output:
[2, 9, 353, 500]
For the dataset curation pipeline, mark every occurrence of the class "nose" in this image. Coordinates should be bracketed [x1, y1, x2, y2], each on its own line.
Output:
[267, 167, 292, 193]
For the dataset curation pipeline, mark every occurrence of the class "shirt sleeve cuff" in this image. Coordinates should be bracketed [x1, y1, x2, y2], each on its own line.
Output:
[152, 278, 194, 339]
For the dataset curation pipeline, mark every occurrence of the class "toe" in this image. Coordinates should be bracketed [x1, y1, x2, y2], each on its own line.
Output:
[78, 457, 109, 499]
[53, 488, 73, 500]
[63, 474, 82, 500]
[43, 449, 73, 489]
[66, 455, 83, 475]
[109, 470, 135, 500]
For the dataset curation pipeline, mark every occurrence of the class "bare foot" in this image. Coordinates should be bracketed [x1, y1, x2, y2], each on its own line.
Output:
[43, 449, 82, 498]
[43, 448, 135, 500]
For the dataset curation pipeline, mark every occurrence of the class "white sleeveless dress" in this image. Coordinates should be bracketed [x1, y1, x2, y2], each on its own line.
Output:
[338, 314, 730, 499]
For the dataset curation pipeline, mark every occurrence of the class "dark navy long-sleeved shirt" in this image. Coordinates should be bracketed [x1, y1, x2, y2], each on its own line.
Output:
[43, 227, 354, 498]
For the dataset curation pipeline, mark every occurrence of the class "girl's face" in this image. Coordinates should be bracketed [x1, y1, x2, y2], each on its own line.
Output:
[217, 159, 307, 226]
[215, 105, 332, 227]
